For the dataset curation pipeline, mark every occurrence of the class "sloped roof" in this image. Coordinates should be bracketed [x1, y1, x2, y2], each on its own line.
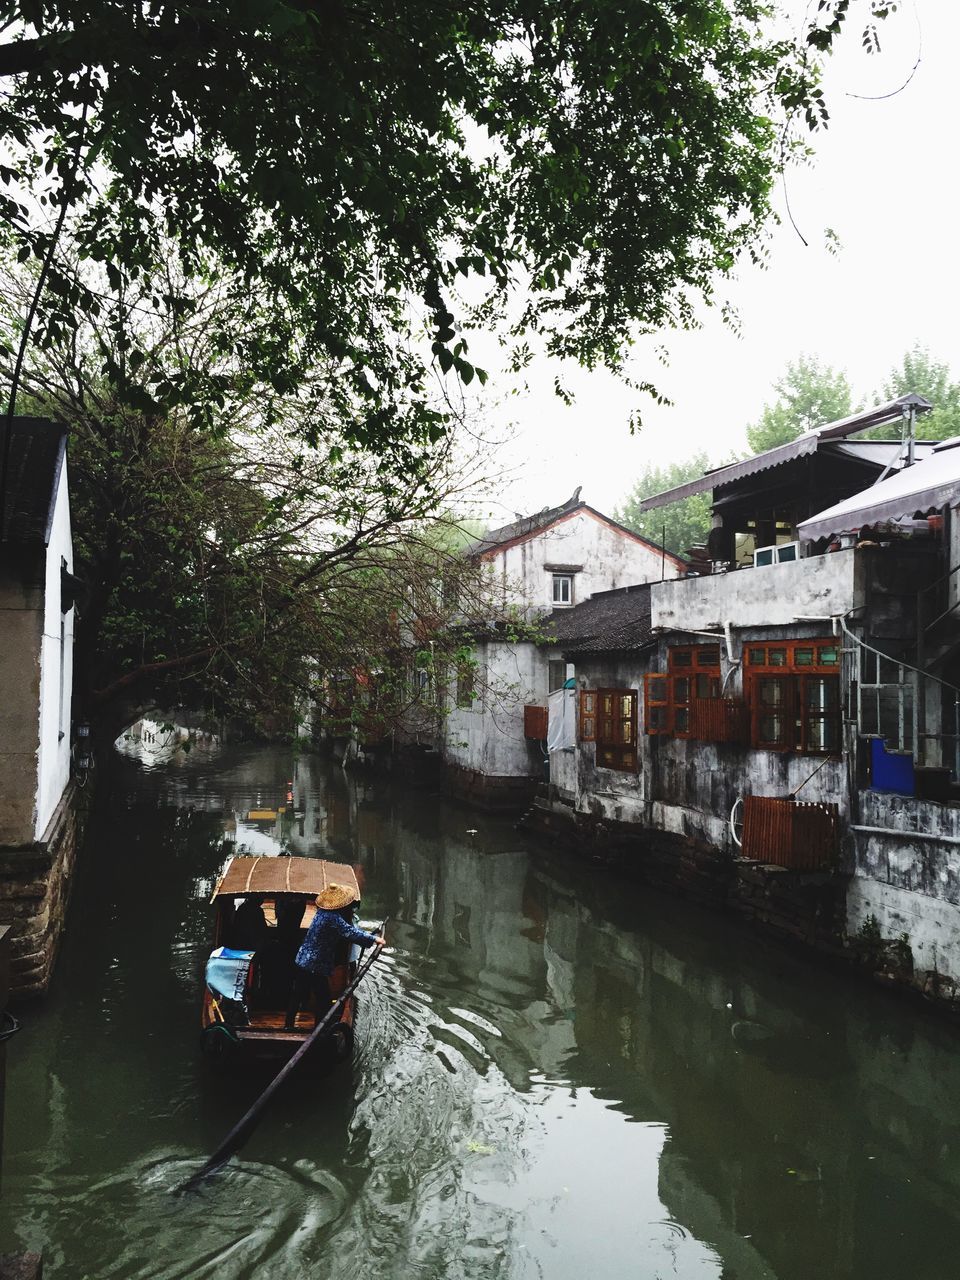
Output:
[212, 855, 360, 901]
[798, 438, 960, 542]
[544, 582, 653, 655]
[638, 395, 933, 512]
[465, 487, 585, 555]
[465, 486, 687, 570]
[0, 417, 67, 544]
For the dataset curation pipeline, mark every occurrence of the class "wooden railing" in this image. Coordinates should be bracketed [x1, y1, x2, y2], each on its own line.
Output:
[741, 796, 840, 871]
[690, 697, 749, 744]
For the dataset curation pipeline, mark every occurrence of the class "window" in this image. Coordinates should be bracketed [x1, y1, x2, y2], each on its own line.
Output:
[456, 661, 475, 708]
[595, 689, 637, 772]
[644, 645, 722, 738]
[548, 659, 567, 692]
[552, 574, 573, 606]
[744, 638, 841, 754]
[579, 690, 597, 741]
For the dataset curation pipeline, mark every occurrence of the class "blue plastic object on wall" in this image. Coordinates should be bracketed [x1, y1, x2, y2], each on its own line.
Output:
[870, 738, 915, 796]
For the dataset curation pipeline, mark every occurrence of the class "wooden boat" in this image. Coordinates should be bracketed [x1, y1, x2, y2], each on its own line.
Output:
[200, 854, 363, 1067]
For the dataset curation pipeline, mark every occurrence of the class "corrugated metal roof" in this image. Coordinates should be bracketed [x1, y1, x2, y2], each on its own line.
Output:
[638, 395, 933, 513]
[798, 447, 960, 542]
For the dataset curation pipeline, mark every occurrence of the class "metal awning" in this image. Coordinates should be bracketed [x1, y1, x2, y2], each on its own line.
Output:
[211, 855, 361, 900]
[798, 440, 960, 542]
[638, 394, 933, 512]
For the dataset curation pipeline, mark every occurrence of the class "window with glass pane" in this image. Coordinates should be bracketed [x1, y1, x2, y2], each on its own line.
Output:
[644, 674, 670, 734]
[549, 659, 567, 692]
[748, 647, 765, 665]
[595, 687, 637, 771]
[579, 692, 597, 741]
[755, 677, 793, 749]
[552, 574, 573, 605]
[802, 675, 840, 752]
[696, 673, 720, 700]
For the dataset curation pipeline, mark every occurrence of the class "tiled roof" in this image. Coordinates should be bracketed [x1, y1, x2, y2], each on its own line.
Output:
[0, 417, 67, 545]
[465, 487, 583, 556]
[544, 582, 653, 654]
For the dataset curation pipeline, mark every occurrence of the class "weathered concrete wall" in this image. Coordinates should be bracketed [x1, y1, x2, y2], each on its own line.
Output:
[488, 508, 681, 616]
[650, 547, 863, 633]
[0, 567, 43, 847]
[36, 459, 73, 840]
[650, 741, 847, 850]
[849, 790, 960, 980]
[0, 786, 79, 996]
[443, 639, 546, 780]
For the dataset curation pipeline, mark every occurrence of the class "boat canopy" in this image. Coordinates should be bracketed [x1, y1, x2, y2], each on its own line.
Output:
[212, 855, 361, 902]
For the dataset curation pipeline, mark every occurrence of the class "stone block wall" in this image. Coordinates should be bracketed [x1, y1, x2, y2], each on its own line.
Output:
[0, 786, 79, 997]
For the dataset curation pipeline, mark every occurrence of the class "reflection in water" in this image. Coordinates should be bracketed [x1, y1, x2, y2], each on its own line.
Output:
[3, 745, 960, 1278]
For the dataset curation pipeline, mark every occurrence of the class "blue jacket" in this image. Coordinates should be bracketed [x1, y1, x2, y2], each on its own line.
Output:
[295, 909, 378, 977]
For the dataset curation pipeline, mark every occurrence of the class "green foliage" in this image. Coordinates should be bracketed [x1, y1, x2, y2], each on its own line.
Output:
[615, 453, 716, 557]
[745, 357, 854, 454]
[856, 913, 883, 947]
[875, 346, 960, 442]
[2, 254, 492, 742]
[0, 0, 835, 448]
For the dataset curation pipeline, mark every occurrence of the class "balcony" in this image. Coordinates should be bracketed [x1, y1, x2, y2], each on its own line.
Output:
[650, 548, 864, 634]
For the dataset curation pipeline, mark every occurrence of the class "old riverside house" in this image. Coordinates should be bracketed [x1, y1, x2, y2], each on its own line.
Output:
[0, 418, 80, 995]
[518, 395, 960, 1005]
[430, 488, 686, 808]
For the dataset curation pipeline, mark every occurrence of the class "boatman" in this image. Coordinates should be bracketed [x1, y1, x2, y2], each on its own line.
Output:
[284, 883, 384, 1029]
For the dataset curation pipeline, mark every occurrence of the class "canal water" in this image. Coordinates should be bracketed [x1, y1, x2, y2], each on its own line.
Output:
[3, 744, 960, 1279]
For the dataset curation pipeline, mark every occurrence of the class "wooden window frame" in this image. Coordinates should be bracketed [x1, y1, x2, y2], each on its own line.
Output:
[744, 638, 841, 755]
[579, 690, 597, 742]
[645, 644, 722, 738]
[598, 688, 638, 773]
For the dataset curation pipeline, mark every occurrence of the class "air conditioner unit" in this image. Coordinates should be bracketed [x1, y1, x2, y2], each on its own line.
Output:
[753, 541, 800, 568]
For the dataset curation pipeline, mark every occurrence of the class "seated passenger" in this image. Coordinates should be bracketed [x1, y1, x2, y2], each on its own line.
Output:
[256, 895, 308, 1005]
[224, 895, 269, 950]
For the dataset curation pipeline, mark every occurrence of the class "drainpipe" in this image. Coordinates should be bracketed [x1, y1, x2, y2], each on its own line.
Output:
[682, 626, 736, 664]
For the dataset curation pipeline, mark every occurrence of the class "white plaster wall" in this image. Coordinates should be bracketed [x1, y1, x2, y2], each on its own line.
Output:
[444, 640, 547, 778]
[650, 548, 862, 633]
[487, 509, 682, 615]
[548, 747, 577, 798]
[35, 458, 74, 840]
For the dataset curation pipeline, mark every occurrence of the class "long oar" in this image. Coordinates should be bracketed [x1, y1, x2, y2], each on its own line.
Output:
[180, 922, 387, 1193]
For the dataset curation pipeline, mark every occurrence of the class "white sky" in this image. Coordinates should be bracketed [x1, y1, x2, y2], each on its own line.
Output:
[475, 0, 955, 525]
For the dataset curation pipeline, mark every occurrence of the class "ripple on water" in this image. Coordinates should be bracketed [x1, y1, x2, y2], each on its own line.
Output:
[48, 1151, 352, 1279]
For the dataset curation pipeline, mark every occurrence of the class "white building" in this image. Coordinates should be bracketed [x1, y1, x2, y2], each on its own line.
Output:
[0, 417, 79, 994]
[440, 489, 685, 808]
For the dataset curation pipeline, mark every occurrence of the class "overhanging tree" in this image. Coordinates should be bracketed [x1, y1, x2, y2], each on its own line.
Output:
[0, 0, 839, 452]
[1, 256, 499, 745]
